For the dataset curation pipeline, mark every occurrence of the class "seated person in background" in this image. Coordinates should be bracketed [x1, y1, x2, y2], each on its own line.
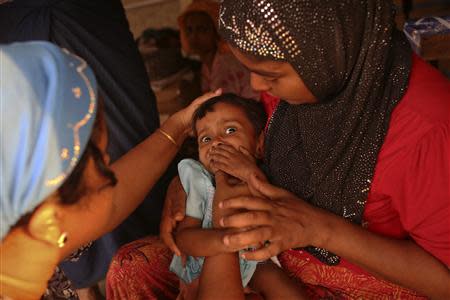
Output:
[137, 27, 182, 54]
[178, 0, 259, 100]
[170, 94, 305, 300]
[137, 28, 159, 55]
[137, 27, 203, 123]
[137, 28, 188, 82]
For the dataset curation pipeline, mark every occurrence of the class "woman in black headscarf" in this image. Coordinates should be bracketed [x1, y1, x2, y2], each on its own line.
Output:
[203, 0, 450, 298]
[107, 0, 448, 298]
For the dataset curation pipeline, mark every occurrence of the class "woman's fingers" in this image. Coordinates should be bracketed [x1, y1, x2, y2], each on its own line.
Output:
[220, 209, 273, 228]
[159, 177, 186, 256]
[249, 173, 290, 199]
[168, 177, 186, 221]
[188, 89, 223, 115]
[223, 226, 274, 251]
[177, 89, 222, 133]
[160, 204, 181, 255]
[241, 242, 282, 261]
[160, 219, 181, 256]
[220, 195, 272, 211]
[192, 88, 222, 106]
[171, 194, 186, 222]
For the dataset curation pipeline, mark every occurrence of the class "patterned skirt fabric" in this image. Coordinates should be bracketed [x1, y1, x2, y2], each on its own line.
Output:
[279, 250, 426, 299]
[106, 236, 425, 299]
[106, 236, 179, 300]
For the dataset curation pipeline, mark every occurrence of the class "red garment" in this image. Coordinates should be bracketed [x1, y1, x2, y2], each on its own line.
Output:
[364, 55, 450, 264]
[106, 55, 449, 299]
[202, 51, 259, 100]
[106, 236, 179, 300]
[272, 55, 450, 298]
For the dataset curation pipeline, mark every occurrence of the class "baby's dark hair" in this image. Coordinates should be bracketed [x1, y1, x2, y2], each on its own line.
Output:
[192, 93, 267, 137]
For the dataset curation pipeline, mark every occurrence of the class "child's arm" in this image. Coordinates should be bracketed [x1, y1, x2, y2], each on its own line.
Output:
[197, 171, 247, 300]
[175, 216, 236, 257]
[174, 158, 235, 257]
[198, 253, 244, 300]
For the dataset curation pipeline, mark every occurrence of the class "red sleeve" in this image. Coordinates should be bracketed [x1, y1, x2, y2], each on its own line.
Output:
[395, 123, 450, 266]
[364, 56, 450, 266]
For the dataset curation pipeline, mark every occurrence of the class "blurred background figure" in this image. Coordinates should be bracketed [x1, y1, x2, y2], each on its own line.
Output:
[136, 27, 202, 124]
[178, 0, 259, 100]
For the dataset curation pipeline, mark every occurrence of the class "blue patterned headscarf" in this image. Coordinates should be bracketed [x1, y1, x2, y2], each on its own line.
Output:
[0, 41, 98, 240]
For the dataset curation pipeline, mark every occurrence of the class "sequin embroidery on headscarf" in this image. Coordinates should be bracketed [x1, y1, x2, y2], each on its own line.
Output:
[219, 0, 412, 265]
[0, 41, 97, 240]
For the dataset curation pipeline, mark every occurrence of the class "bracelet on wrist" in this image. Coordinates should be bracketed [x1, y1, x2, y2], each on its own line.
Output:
[157, 128, 179, 148]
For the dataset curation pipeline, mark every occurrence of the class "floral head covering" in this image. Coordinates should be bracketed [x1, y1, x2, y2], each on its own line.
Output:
[0, 41, 97, 240]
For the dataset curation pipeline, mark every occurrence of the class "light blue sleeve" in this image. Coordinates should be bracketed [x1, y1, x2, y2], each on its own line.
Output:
[178, 159, 213, 220]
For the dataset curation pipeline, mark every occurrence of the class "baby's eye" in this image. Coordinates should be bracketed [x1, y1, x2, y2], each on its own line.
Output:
[200, 136, 211, 143]
[225, 127, 237, 134]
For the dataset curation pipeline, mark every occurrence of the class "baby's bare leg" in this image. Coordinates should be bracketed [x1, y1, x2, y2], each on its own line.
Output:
[249, 261, 308, 300]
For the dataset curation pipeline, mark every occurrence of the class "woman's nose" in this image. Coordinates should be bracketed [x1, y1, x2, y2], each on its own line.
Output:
[250, 72, 270, 92]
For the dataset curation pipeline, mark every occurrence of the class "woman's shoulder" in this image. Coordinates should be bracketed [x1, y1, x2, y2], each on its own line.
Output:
[394, 54, 450, 126]
[368, 54, 449, 222]
[382, 55, 449, 154]
[366, 58, 450, 265]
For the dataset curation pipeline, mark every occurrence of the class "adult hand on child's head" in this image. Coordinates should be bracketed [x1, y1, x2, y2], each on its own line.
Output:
[160, 176, 186, 256]
[172, 88, 222, 135]
[218, 174, 331, 261]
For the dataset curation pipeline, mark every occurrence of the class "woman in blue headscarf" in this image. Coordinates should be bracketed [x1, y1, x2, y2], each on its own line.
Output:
[0, 41, 220, 300]
[0, 0, 174, 289]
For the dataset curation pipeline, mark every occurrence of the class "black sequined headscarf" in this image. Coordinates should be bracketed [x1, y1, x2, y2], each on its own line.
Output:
[219, 0, 412, 265]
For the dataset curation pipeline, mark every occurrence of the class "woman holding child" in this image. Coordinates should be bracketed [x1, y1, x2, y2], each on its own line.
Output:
[108, 0, 449, 299]
[212, 0, 449, 298]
